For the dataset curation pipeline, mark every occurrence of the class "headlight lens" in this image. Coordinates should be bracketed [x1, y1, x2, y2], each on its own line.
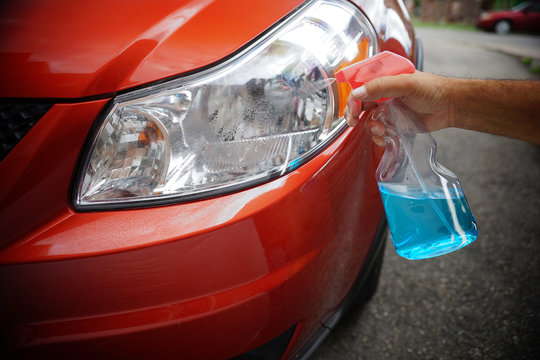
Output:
[480, 12, 490, 20]
[75, 0, 377, 209]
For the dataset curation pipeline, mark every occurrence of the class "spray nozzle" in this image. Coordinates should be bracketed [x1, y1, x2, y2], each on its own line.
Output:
[335, 51, 416, 107]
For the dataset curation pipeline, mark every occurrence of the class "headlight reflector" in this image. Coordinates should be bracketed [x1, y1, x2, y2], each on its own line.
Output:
[76, 0, 377, 209]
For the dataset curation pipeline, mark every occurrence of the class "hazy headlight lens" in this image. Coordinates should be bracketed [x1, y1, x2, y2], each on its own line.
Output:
[76, 0, 377, 209]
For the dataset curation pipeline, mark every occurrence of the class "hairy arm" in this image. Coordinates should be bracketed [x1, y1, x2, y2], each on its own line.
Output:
[450, 78, 540, 144]
[344, 71, 540, 145]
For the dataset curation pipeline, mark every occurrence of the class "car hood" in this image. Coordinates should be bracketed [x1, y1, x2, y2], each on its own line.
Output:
[0, 0, 303, 99]
[484, 9, 519, 18]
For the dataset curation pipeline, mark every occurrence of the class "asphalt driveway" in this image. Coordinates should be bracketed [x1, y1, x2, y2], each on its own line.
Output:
[312, 27, 540, 360]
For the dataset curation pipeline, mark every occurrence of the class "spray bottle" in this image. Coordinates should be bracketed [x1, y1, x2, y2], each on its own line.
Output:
[336, 51, 477, 260]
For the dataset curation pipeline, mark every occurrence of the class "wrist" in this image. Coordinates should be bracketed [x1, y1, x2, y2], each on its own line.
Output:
[443, 77, 461, 129]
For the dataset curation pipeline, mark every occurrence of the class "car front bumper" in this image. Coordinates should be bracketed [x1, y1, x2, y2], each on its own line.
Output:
[0, 99, 384, 359]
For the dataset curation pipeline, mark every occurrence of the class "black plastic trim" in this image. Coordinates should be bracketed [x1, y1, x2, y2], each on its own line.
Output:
[230, 325, 296, 360]
[0, 102, 54, 162]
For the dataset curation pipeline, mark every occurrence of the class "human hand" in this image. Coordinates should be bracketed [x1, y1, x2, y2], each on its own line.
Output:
[343, 71, 455, 146]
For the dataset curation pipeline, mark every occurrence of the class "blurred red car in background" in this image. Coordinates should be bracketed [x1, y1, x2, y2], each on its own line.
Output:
[0, 0, 420, 359]
[477, 0, 540, 35]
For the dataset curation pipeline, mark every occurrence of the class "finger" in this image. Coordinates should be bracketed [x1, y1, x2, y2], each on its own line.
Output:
[348, 112, 360, 127]
[361, 101, 377, 113]
[343, 106, 352, 125]
[351, 72, 417, 102]
[346, 95, 361, 119]
[343, 105, 359, 127]
[365, 114, 385, 139]
[364, 110, 386, 147]
[365, 121, 385, 137]
[373, 136, 386, 147]
[365, 113, 381, 130]
[345, 97, 361, 127]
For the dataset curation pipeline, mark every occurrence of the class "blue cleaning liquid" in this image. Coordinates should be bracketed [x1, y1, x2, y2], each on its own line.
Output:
[379, 184, 478, 260]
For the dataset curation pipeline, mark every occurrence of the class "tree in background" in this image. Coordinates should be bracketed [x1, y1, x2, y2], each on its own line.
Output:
[416, 0, 526, 23]
[491, 0, 525, 9]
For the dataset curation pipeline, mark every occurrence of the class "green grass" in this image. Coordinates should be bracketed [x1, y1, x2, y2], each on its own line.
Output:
[521, 57, 532, 66]
[412, 18, 478, 31]
[520, 57, 540, 74]
[492, 0, 522, 11]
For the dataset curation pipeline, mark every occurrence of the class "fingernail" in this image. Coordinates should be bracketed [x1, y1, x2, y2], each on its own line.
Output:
[352, 85, 367, 99]
[373, 136, 385, 147]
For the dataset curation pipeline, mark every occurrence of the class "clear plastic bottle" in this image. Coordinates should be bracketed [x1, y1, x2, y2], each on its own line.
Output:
[374, 99, 477, 259]
[336, 51, 477, 260]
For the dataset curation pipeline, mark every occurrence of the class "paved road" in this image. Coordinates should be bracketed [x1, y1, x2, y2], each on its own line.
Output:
[417, 27, 540, 67]
[312, 28, 540, 360]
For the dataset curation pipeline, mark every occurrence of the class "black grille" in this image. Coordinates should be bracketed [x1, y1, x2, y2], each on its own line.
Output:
[0, 102, 53, 161]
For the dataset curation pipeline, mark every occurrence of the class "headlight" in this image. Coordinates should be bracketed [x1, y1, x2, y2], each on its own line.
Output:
[75, 0, 377, 209]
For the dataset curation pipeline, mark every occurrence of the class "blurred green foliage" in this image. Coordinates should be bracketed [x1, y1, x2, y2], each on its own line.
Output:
[491, 0, 525, 10]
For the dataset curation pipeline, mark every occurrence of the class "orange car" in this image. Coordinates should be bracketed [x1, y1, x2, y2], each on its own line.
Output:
[0, 0, 421, 358]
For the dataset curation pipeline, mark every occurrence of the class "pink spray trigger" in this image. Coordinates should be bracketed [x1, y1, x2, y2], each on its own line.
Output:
[335, 51, 416, 108]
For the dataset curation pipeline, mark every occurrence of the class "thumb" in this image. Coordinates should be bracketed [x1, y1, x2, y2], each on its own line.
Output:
[351, 73, 415, 102]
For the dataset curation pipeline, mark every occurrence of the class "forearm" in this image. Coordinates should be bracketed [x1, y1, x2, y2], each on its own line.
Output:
[447, 79, 540, 145]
